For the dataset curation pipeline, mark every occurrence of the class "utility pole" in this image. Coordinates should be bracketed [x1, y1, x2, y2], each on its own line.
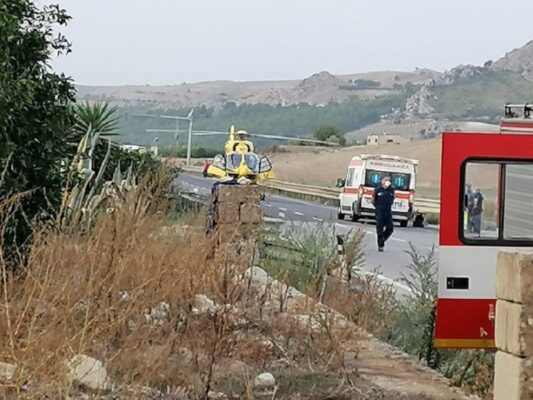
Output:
[137, 109, 194, 165]
[186, 109, 194, 167]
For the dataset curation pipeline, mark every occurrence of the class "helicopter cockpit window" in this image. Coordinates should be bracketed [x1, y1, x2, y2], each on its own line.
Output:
[259, 156, 273, 173]
[212, 154, 226, 169]
[226, 152, 242, 170]
[245, 153, 260, 173]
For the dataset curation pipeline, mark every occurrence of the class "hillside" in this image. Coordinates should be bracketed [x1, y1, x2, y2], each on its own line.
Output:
[345, 119, 499, 142]
[408, 67, 533, 120]
[80, 40, 533, 145]
[493, 40, 533, 81]
[77, 69, 438, 109]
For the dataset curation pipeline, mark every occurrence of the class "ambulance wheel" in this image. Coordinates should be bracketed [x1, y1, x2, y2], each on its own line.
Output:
[400, 220, 408, 228]
[351, 213, 360, 222]
[337, 210, 345, 220]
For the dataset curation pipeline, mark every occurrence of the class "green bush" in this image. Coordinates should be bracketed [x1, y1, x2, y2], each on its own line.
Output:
[313, 124, 346, 146]
[380, 245, 494, 396]
[0, 1, 75, 266]
[159, 145, 220, 159]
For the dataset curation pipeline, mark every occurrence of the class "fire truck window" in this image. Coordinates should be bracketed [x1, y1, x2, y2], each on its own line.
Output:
[503, 164, 533, 240]
[463, 162, 500, 240]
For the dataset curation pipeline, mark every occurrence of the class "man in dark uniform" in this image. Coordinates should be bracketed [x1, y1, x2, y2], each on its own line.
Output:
[373, 176, 395, 252]
[468, 188, 484, 235]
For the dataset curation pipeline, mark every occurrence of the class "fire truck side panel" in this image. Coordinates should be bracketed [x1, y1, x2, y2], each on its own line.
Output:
[436, 132, 533, 349]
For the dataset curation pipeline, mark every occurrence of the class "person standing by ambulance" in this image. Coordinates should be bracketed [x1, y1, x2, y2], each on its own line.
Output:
[373, 176, 395, 252]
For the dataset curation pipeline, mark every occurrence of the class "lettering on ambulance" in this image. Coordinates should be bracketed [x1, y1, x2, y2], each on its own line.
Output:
[367, 160, 411, 170]
[393, 200, 408, 210]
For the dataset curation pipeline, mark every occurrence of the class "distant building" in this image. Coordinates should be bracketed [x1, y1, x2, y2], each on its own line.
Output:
[366, 133, 405, 146]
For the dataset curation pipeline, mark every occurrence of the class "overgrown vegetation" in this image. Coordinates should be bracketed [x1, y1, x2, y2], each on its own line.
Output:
[0, 0, 75, 265]
[313, 124, 346, 146]
[259, 225, 494, 399]
[339, 79, 382, 91]
[259, 222, 339, 291]
[159, 145, 220, 159]
[0, 178, 378, 399]
[0, 1, 164, 268]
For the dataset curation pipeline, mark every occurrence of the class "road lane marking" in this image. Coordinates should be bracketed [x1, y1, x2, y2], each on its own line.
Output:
[390, 238, 408, 243]
[278, 212, 285, 218]
[278, 207, 287, 212]
[313, 217, 323, 222]
[294, 211, 304, 216]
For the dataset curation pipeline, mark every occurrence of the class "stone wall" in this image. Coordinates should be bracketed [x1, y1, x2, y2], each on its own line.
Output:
[494, 251, 533, 399]
[211, 184, 262, 268]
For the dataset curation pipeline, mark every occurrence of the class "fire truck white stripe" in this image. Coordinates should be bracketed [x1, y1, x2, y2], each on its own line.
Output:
[438, 246, 500, 299]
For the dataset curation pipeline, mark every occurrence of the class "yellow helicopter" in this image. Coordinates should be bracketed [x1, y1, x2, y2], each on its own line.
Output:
[206, 125, 275, 184]
[133, 112, 339, 184]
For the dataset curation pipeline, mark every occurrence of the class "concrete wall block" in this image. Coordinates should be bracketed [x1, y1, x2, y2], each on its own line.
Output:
[495, 351, 533, 400]
[497, 252, 533, 305]
[496, 300, 533, 356]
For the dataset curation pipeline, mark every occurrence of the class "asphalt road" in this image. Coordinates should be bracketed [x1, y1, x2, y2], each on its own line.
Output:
[177, 174, 439, 284]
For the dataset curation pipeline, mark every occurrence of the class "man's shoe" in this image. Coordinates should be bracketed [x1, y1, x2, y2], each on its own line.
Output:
[378, 247, 384, 252]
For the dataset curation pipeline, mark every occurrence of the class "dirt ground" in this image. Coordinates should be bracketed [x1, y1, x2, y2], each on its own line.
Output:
[266, 139, 443, 191]
[180, 137, 499, 199]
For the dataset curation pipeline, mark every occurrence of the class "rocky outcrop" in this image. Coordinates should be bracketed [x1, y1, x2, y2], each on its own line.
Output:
[402, 65, 490, 118]
[493, 40, 533, 81]
[405, 86, 436, 117]
[429, 65, 489, 87]
[289, 71, 345, 105]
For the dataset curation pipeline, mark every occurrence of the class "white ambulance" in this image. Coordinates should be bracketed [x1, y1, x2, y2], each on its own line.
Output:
[336, 154, 418, 227]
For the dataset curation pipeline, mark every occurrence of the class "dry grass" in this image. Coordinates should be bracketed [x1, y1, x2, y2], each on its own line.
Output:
[0, 175, 363, 399]
[266, 140, 443, 191]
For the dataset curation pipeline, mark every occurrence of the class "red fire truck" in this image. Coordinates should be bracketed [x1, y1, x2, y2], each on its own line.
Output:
[435, 104, 533, 349]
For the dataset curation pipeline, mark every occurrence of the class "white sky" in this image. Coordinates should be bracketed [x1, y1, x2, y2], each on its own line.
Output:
[49, 0, 533, 85]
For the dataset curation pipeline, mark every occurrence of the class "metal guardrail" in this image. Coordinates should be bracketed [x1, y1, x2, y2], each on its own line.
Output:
[179, 166, 441, 214]
[263, 180, 441, 214]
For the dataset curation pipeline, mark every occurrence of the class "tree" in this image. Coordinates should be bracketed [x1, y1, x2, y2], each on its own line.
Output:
[313, 124, 346, 146]
[0, 1, 75, 265]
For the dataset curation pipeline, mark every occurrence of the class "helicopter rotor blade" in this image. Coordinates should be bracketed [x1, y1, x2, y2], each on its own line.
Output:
[191, 131, 230, 136]
[146, 129, 181, 133]
[247, 133, 339, 146]
[143, 126, 339, 146]
[131, 113, 192, 121]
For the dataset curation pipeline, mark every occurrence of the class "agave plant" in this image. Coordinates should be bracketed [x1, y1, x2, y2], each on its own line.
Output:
[73, 101, 120, 138]
[61, 126, 139, 227]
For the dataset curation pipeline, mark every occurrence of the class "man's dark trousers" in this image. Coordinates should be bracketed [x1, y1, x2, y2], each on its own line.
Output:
[376, 211, 394, 248]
